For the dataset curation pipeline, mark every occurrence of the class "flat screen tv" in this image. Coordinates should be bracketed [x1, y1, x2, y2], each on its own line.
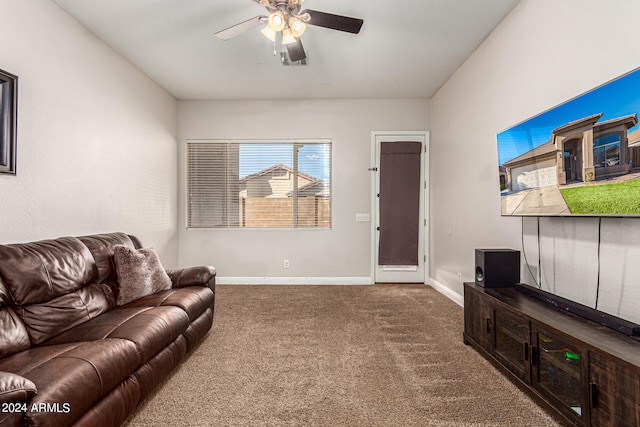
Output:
[497, 68, 640, 217]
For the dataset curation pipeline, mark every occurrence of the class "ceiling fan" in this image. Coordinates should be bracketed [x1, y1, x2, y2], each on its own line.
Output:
[214, 0, 364, 63]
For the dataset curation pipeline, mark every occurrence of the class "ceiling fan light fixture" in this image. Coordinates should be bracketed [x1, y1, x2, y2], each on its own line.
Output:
[281, 27, 296, 44]
[215, 0, 363, 65]
[261, 25, 276, 41]
[268, 11, 286, 32]
[288, 17, 306, 38]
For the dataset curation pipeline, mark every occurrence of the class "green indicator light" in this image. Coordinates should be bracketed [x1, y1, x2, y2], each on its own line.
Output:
[564, 350, 580, 360]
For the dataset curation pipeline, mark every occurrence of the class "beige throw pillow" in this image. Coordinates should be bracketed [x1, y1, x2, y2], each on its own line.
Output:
[112, 245, 172, 306]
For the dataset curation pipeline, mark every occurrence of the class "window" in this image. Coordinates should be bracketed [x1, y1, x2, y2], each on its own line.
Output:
[593, 134, 621, 168]
[187, 140, 331, 228]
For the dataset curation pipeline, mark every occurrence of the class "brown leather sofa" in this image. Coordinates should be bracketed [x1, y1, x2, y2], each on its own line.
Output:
[0, 232, 216, 427]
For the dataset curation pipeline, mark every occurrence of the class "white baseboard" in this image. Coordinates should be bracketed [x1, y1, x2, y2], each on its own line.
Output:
[217, 277, 373, 285]
[428, 278, 464, 307]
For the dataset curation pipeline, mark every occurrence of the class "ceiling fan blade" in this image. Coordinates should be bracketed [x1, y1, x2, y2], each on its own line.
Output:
[214, 16, 267, 40]
[301, 9, 364, 34]
[286, 38, 306, 62]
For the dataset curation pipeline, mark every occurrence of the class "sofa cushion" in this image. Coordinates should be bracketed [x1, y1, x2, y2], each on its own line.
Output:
[0, 283, 29, 360]
[0, 308, 30, 359]
[0, 237, 98, 306]
[123, 286, 214, 322]
[14, 283, 115, 345]
[113, 245, 171, 306]
[0, 340, 140, 427]
[42, 306, 190, 366]
[78, 233, 135, 284]
[0, 278, 10, 307]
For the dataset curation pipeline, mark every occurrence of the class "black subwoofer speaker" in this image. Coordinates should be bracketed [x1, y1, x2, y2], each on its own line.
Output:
[475, 249, 520, 288]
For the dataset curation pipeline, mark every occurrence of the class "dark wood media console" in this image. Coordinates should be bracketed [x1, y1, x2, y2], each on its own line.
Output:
[463, 282, 640, 426]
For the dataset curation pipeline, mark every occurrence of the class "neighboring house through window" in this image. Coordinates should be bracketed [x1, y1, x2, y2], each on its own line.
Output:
[187, 140, 331, 228]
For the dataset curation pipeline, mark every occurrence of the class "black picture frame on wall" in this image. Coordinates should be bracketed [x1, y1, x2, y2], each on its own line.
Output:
[0, 68, 17, 175]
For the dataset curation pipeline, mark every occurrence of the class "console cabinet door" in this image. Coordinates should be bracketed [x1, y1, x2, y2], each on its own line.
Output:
[531, 326, 587, 426]
[493, 307, 530, 384]
[589, 351, 640, 427]
[463, 284, 493, 351]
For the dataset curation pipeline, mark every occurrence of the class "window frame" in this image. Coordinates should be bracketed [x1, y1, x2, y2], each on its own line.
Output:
[185, 138, 332, 230]
[593, 134, 621, 169]
[0, 68, 17, 175]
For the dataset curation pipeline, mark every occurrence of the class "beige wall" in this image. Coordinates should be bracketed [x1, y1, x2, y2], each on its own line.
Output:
[430, 0, 640, 322]
[177, 99, 429, 282]
[0, 0, 179, 266]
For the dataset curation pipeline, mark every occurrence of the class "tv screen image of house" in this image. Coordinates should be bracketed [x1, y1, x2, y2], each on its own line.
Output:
[497, 68, 640, 217]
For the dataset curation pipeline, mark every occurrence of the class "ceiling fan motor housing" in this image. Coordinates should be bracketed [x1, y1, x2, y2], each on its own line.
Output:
[261, 0, 305, 20]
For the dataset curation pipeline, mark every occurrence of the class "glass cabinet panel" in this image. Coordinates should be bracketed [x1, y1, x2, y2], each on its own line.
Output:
[535, 331, 583, 418]
[494, 309, 529, 382]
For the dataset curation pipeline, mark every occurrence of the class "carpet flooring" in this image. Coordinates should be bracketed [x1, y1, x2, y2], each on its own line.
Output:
[124, 285, 561, 426]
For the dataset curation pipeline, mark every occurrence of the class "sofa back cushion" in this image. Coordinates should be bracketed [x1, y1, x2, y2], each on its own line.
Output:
[13, 282, 116, 345]
[0, 279, 30, 359]
[0, 236, 114, 346]
[79, 233, 135, 284]
[0, 277, 10, 308]
[0, 308, 31, 359]
[0, 237, 98, 306]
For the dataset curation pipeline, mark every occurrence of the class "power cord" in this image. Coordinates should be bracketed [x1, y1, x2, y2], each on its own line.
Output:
[523, 215, 605, 309]
[521, 216, 542, 289]
[537, 216, 542, 289]
[595, 217, 602, 309]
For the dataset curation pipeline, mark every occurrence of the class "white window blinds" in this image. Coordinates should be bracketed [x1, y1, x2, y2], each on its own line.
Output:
[187, 140, 331, 228]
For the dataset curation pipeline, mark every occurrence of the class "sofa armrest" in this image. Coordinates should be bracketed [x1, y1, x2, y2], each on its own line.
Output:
[166, 266, 216, 291]
[0, 371, 37, 404]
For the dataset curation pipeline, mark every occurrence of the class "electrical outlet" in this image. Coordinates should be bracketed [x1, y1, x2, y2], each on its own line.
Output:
[283, 259, 290, 268]
[458, 272, 462, 283]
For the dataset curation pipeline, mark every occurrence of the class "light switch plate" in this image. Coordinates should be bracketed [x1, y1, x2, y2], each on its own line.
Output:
[356, 213, 370, 222]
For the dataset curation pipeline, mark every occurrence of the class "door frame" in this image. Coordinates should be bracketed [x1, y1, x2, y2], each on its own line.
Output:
[370, 131, 430, 284]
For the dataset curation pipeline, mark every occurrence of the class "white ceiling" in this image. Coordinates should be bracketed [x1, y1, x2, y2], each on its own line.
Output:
[49, 0, 520, 100]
